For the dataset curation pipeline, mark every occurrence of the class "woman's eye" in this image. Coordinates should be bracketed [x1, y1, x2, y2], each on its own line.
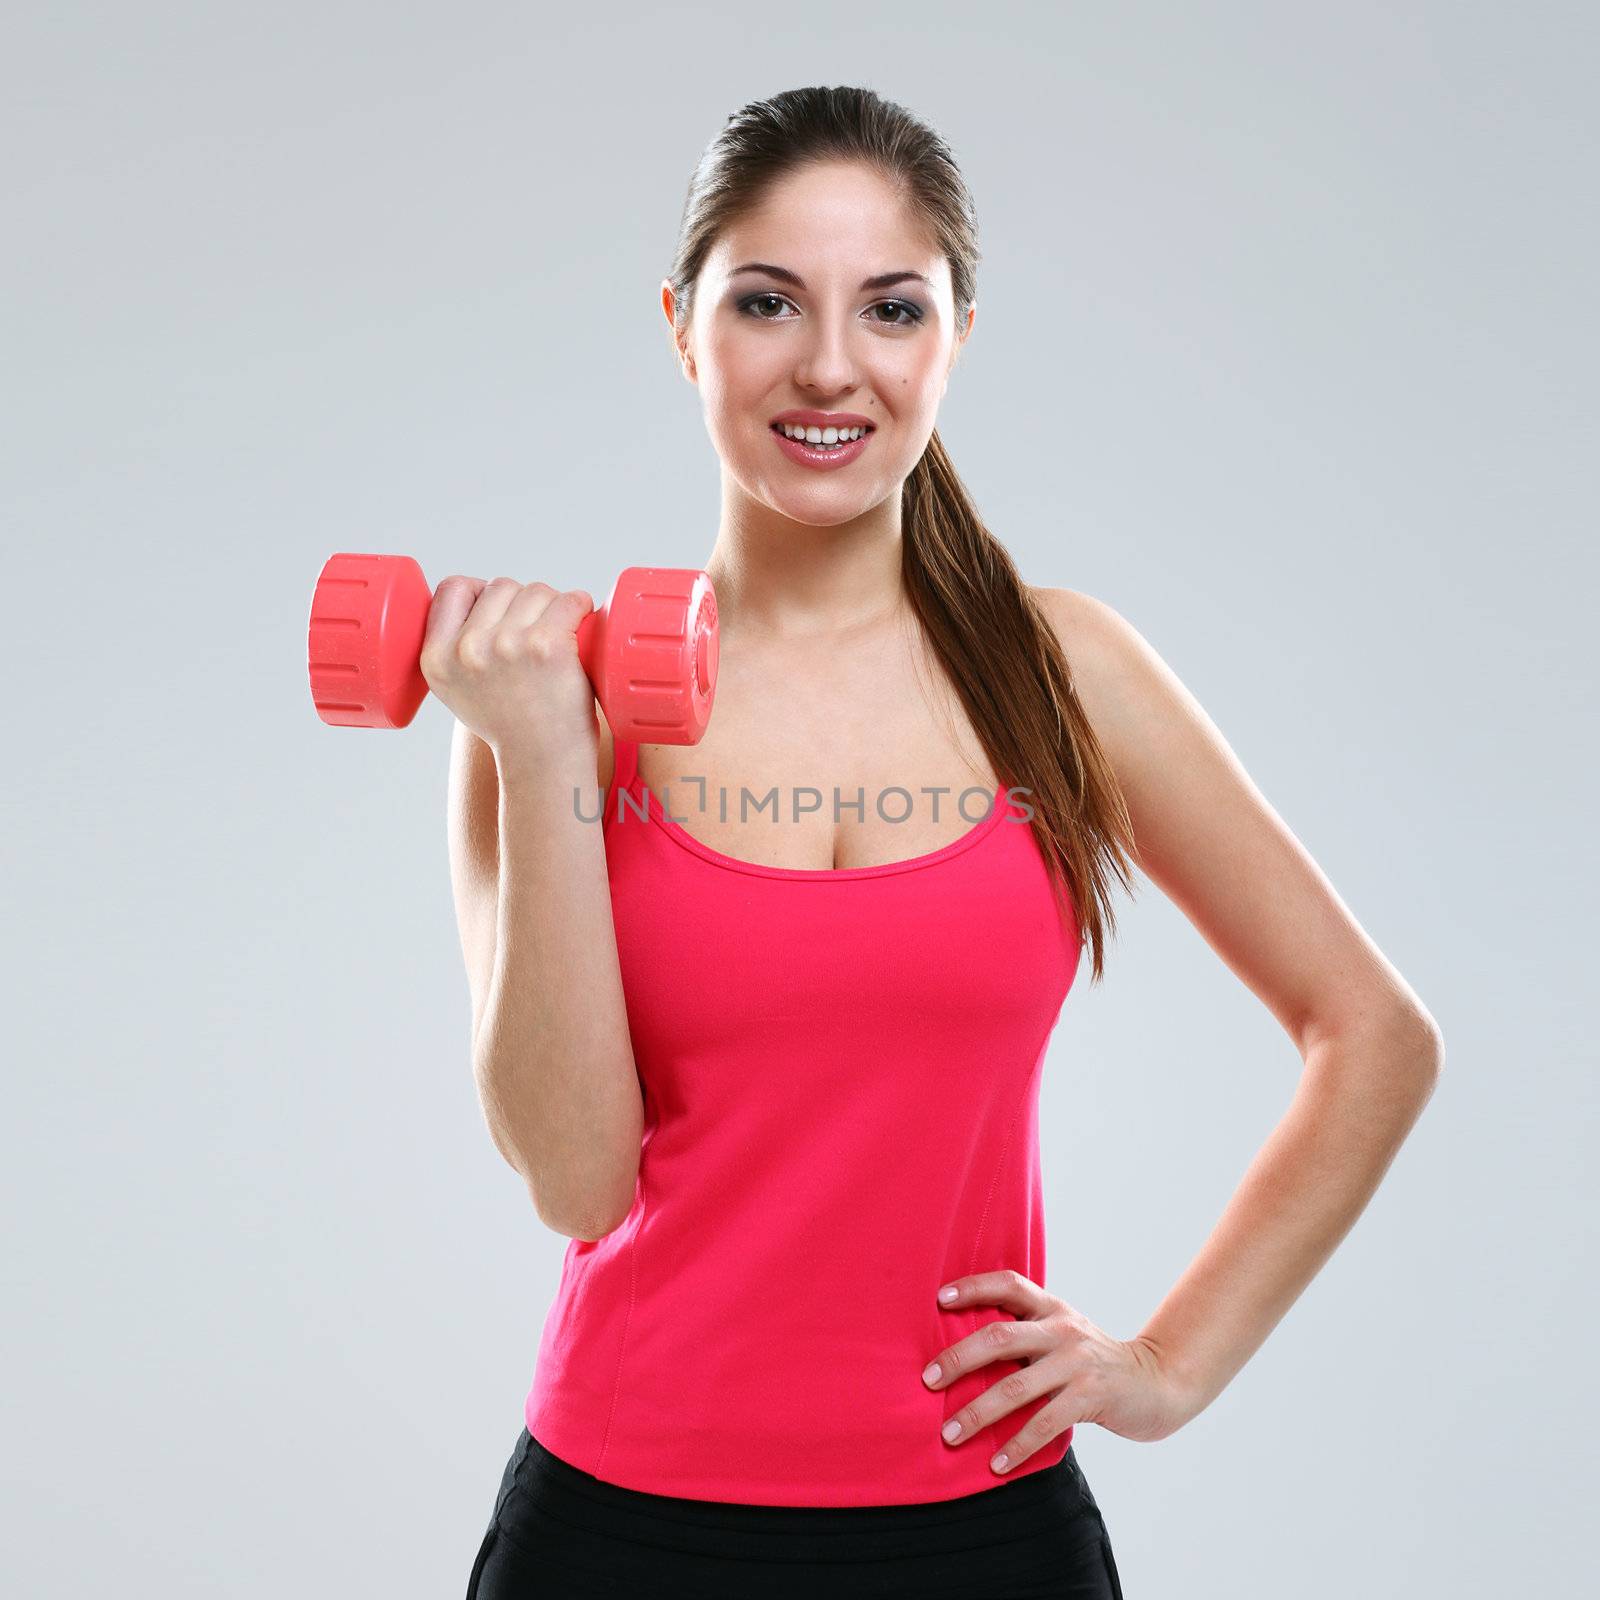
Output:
[736, 294, 923, 327]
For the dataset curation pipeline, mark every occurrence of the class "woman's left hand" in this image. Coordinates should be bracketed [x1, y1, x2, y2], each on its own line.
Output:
[922, 1269, 1198, 1471]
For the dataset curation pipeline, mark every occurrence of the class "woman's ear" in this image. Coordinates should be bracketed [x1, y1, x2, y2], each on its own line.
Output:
[943, 303, 976, 393]
[951, 301, 976, 367]
[661, 280, 696, 382]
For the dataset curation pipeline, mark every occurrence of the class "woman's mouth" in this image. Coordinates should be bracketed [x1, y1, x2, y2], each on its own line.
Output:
[769, 421, 874, 471]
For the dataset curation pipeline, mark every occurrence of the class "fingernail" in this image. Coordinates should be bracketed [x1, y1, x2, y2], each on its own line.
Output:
[938, 1285, 958, 1303]
[922, 1363, 941, 1386]
[991, 1453, 1009, 1472]
[942, 1420, 962, 1442]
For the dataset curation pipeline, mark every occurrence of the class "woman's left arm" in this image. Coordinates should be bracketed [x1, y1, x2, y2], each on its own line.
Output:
[1042, 587, 1444, 1430]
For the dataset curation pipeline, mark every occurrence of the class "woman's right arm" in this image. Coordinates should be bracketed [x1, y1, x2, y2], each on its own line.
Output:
[433, 578, 643, 1242]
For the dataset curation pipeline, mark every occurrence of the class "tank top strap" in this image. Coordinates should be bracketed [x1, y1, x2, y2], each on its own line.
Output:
[611, 732, 640, 795]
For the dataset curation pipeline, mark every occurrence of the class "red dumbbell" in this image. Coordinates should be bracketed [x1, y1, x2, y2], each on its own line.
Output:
[306, 553, 719, 743]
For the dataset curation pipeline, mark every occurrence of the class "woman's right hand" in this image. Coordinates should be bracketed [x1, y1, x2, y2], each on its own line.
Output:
[418, 576, 598, 763]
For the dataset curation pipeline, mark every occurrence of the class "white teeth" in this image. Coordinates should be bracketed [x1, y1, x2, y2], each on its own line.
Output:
[777, 422, 868, 444]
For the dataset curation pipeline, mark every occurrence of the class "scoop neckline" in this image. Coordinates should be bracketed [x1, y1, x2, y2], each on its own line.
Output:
[618, 760, 1015, 882]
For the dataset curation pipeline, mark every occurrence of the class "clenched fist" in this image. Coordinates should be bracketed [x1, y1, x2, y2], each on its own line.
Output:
[418, 576, 599, 763]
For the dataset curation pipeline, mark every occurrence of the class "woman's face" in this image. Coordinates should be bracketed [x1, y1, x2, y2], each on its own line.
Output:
[664, 160, 974, 527]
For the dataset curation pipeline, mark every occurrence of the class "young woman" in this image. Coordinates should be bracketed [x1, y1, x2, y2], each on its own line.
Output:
[427, 86, 1444, 1599]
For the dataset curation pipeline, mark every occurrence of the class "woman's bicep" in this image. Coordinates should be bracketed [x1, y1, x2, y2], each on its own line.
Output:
[1036, 587, 1436, 1057]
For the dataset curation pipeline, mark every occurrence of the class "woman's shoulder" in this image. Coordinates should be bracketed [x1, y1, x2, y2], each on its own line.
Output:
[1024, 582, 1186, 783]
[1026, 583, 1132, 687]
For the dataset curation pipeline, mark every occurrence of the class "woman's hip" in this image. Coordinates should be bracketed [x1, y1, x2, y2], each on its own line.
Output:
[466, 1427, 1123, 1598]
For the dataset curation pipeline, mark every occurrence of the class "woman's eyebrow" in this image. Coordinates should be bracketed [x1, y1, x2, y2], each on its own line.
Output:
[728, 262, 933, 292]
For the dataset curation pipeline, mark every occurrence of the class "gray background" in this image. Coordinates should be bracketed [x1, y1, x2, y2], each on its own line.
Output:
[6, 3, 1594, 1594]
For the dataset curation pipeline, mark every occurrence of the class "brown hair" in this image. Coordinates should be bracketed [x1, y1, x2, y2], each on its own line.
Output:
[666, 85, 1137, 981]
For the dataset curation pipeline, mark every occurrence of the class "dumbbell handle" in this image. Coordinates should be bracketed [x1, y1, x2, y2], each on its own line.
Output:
[307, 553, 718, 743]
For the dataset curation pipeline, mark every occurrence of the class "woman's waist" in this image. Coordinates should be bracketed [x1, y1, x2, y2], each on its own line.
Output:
[548, 1210, 1042, 1431]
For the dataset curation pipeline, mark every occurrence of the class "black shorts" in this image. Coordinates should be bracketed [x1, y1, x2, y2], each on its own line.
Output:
[466, 1427, 1124, 1598]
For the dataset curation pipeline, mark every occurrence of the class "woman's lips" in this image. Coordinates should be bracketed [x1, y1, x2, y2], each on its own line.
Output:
[770, 424, 873, 471]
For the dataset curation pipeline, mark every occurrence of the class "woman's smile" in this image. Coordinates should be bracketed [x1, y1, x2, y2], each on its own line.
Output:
[768, 421, 876, 470]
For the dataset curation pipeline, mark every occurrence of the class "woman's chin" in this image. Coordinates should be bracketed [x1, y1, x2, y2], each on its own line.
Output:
[764, 489, 877, 529]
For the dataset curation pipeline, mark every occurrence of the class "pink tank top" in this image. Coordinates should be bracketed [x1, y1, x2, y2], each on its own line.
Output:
[524, 735, 1083, 1506]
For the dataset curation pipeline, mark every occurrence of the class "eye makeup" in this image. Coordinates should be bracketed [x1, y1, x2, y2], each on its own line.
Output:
[734, 291, 926, 326]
